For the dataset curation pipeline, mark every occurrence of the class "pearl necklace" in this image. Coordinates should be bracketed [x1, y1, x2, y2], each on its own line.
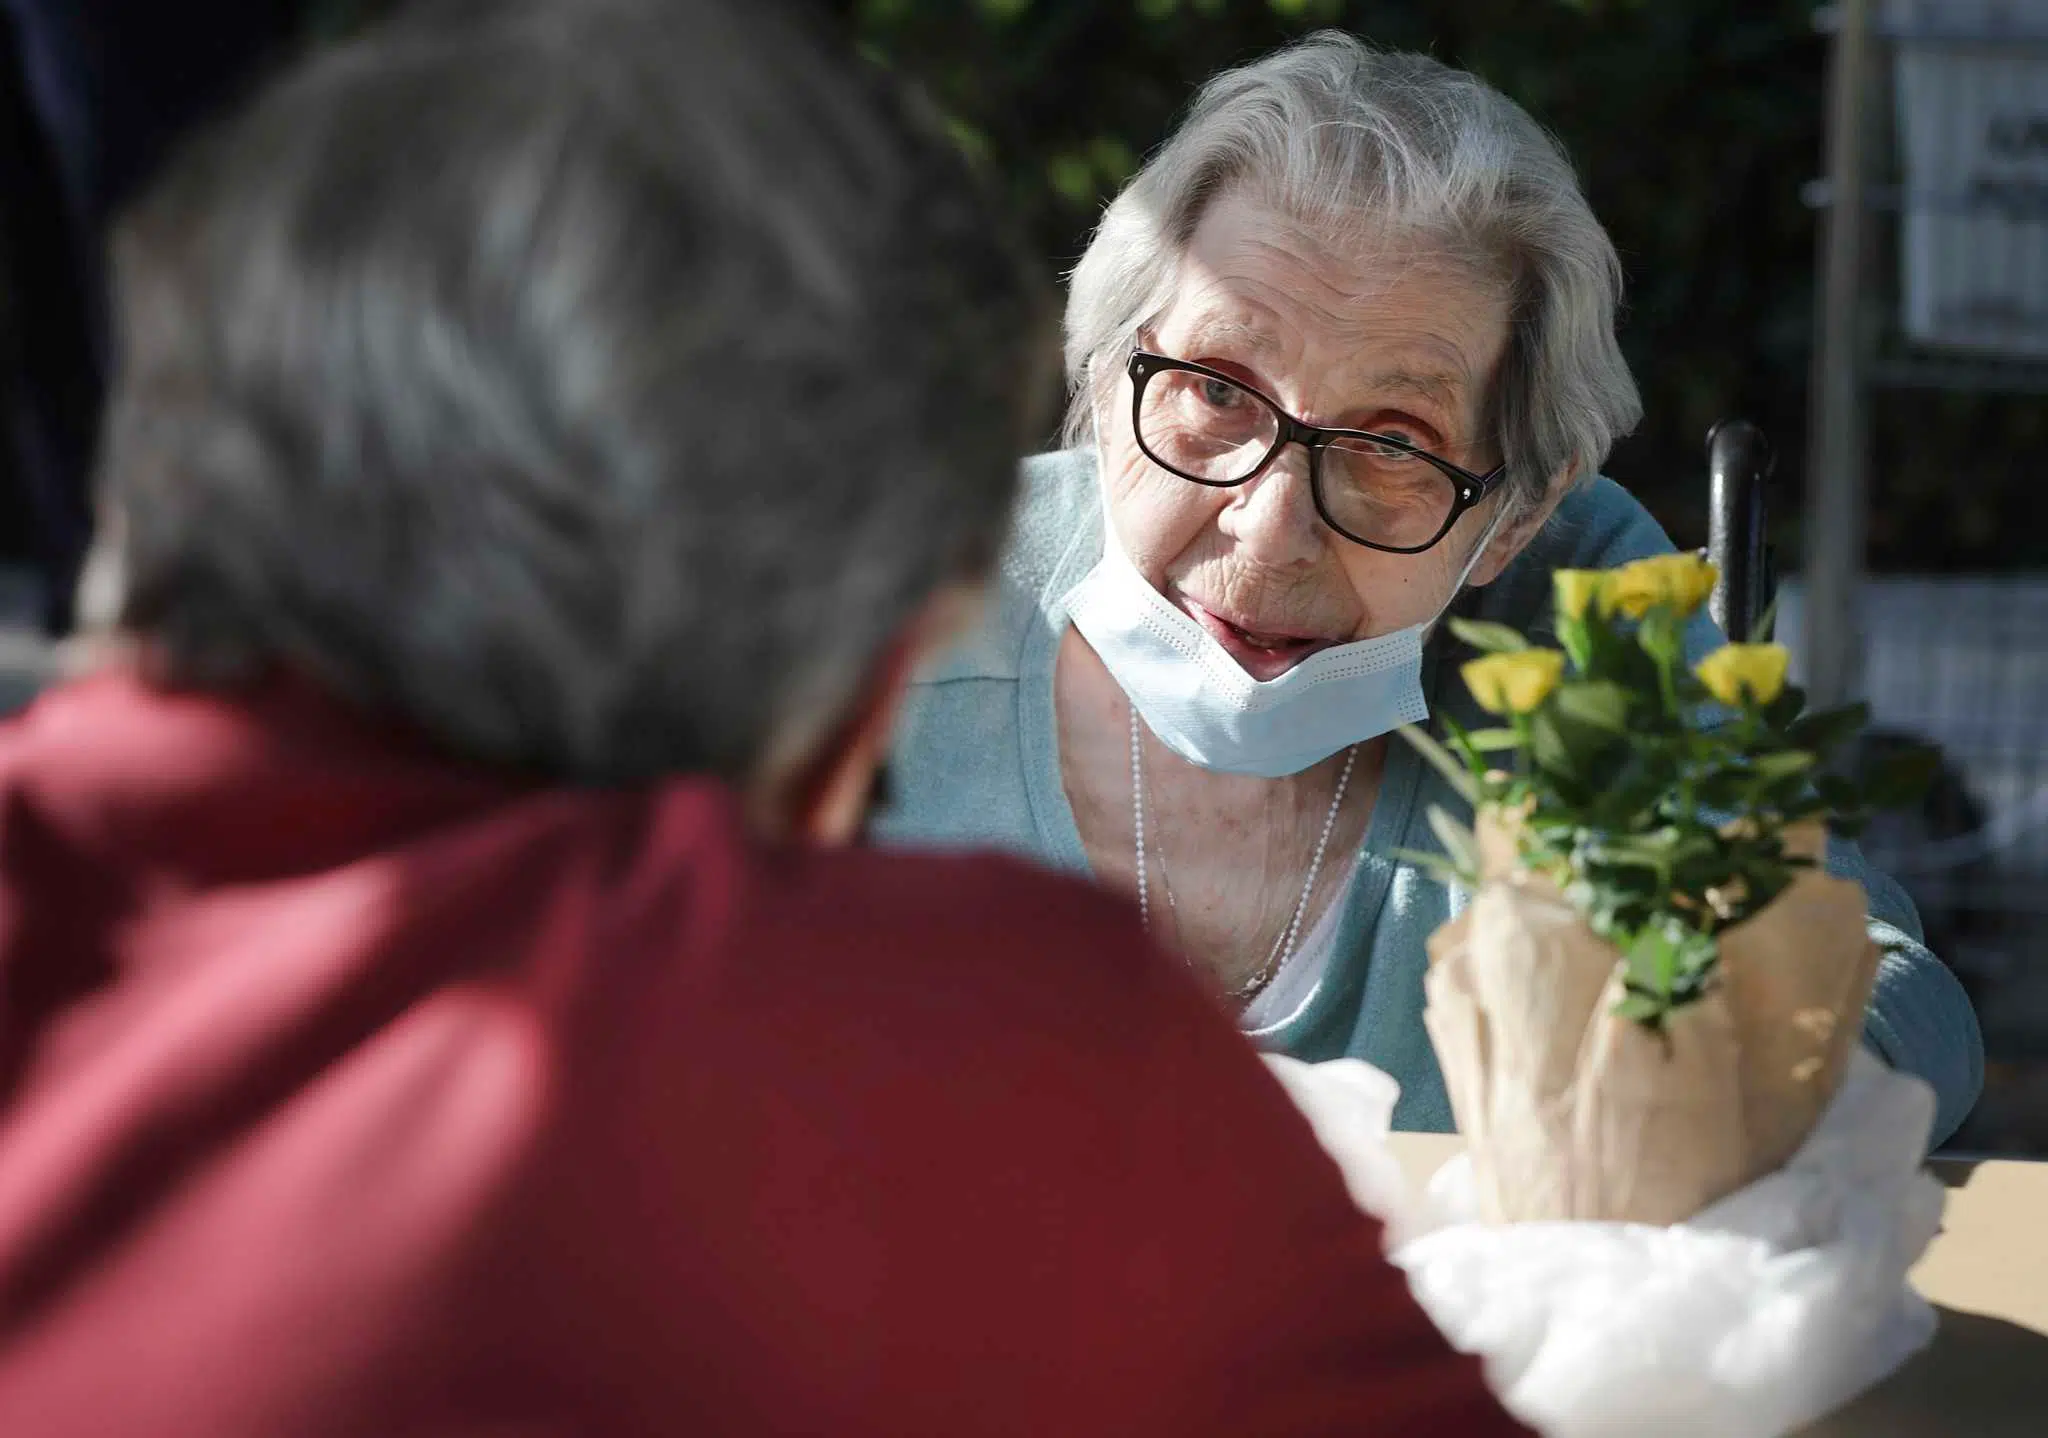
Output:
[1129, 704, 1358, 1002]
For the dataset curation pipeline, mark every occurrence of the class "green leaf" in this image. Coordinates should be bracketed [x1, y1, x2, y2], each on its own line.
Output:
[1623, 924, 1680, 996]
[1441, 713, 1496, 784]
[1589, 834, 1674, 873]
[1780, 796, 1833, 826]
[1584, 749, 1677, 830]
[1695, 769, 1756, 808]
[1612, 991, 1668, 1025]
[1464, 727, 1524, 752]
[1665, 830, 1722, 867]
[1528, 709, 1579, 780]
[1392, 847, 1474, 889]
[1529, 692, 1632, 799]
[1580, 612, 1662, 690]
[1636, 609, 1683, 666]
[1620, 919, 1719, 1005]
[1426, 805, 1482, 878]
[1763, 682, 1806, 732]
[1398, 723, 1481, 804]
[1446, 618, 1530, 654]
[1751, 591, 1781, 643]
[1750, 749, 1816, 782]
[1554, 679, 1631, 733]
[1786, 701, 1870, 755]
[1556, 614, 1593, 676]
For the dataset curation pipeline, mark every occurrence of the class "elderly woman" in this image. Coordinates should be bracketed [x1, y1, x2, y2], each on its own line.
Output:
[878, 32, 1983, 1143]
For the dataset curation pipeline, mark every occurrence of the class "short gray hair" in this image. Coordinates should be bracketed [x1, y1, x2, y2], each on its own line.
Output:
[1064, 31, 1640, 516]
[96, 0, 1051, 785]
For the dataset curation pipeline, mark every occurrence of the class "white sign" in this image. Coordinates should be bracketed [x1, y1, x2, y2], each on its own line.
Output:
[1892, 0, 2048, 355]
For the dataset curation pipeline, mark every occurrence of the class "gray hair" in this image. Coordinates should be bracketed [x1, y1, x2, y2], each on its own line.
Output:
[95, 0, 1051, 785]
[1064, 31, 1641, 517]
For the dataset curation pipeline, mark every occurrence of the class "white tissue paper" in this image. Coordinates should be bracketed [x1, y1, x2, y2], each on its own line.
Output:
[1262, 1048, 1945, 1438]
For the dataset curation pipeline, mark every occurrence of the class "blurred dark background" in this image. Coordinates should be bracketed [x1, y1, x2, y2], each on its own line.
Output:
[6, 0, 2044, 584]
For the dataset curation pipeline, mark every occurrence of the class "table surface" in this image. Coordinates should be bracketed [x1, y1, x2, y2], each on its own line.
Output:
[1385, 1134, 2048, 1435]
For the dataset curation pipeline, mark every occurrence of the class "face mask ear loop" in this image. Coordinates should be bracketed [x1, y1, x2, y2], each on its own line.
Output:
[1420, 497, 1513, 644]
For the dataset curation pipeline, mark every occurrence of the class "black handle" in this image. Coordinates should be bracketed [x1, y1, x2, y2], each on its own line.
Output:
[1706, 419, 1773, 642]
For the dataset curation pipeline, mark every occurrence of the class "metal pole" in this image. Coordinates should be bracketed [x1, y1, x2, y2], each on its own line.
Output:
[1804, 0, 1872, 708]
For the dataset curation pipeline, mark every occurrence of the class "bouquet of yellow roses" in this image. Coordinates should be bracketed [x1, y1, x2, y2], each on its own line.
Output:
[1402, 553, 1935, 1225]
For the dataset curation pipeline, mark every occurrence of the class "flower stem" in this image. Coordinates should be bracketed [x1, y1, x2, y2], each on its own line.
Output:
[1656, 653, 1680, 720]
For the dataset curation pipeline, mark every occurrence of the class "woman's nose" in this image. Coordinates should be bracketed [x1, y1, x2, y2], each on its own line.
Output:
[1214, 443, 1323, 567]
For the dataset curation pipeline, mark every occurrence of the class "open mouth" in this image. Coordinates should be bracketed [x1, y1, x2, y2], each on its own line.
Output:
[1175, 593, 1338, 682]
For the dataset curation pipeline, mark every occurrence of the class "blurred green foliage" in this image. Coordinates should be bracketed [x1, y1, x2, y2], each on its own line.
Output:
[311, 0, 2048, 570]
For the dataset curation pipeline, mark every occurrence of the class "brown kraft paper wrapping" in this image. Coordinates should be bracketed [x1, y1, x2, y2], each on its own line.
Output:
[1426, 813, 1880, 1224]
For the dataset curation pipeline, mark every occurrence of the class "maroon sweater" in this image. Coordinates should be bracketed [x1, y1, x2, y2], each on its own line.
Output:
[0, 671, 1520, 1436]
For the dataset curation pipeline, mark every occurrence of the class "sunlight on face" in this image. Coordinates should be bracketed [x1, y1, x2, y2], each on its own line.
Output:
[1098, 190, 1512, 677]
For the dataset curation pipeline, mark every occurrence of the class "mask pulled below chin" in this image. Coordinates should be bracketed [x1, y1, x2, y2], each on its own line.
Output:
[1064, 502, 1503, 778]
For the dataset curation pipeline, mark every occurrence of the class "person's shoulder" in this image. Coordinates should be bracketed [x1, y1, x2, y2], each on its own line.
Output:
[911, 449, 1098, 686]
[603, 789, 1165, 1036]
[1524, 474, 1675, 570]
[771, 843, 1364, 1172]
[1004, 447, 1099, 591]
[783, 841, 1268, 1054]
[1474, 474, 1678, 635]
[812, 842, 1154, 993]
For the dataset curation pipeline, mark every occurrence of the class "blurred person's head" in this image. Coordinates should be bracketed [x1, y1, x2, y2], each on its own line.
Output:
[82, 0, 1050, 837]
[1063, 32, 1639, 669]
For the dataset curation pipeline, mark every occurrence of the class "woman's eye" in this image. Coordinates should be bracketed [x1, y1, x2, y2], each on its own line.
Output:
[1197, 378, 1240, 409]
[1370, 425, 1431, 457]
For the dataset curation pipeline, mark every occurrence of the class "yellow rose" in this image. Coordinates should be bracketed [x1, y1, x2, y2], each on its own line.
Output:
[1462, 649, 1566, 715]
[1552, 569, 1606, 622]
[1602, 564, 1667, 619]
[1601, 553, 1718, 620]
[1695, 642, 1790, 706]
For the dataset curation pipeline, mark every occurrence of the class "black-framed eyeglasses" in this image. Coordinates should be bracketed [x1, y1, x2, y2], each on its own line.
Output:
[1126, 349, 1507, 556]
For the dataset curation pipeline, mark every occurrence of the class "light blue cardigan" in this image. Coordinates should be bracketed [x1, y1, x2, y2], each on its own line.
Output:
[875, 449, 1985, 1145]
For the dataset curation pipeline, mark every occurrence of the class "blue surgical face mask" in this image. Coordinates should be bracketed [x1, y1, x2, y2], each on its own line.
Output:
[1065, 502, 1505, 779]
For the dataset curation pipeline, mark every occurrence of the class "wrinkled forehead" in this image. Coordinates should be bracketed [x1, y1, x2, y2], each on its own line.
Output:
[1152, 190, 1513, 423]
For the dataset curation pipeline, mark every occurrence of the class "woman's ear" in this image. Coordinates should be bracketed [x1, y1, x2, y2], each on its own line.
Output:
[1467, 463, 1575, 588]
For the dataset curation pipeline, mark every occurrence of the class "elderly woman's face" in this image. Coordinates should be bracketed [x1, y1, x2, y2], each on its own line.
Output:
[1101, 191, 1514, 681]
